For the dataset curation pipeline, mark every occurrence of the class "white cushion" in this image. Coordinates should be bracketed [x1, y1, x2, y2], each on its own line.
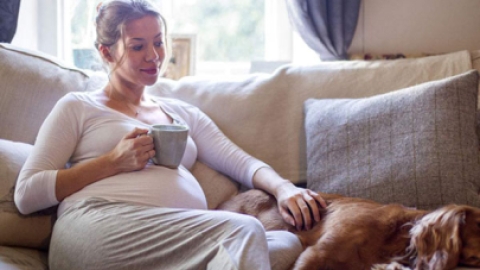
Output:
[0, 139, 55, 250]
[0, 140, 31, 201]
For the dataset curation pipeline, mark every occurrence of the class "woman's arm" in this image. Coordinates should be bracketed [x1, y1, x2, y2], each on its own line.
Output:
[15, 94, 82, 214]
[15, 94, 154, 214]
[173, 102, 326, 230]
[180, 104, 264, 188]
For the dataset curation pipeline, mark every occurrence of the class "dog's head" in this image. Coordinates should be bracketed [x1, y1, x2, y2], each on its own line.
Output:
[407, 205, 480, 269]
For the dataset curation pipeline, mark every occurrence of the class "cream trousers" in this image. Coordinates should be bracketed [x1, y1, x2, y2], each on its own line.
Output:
[49, 198, 302, 270]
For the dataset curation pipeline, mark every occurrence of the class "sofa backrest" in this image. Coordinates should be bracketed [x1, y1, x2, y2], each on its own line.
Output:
[1, 42, 477, 184]
[148, 51, 476, 184]
[0, 43, 107, 144]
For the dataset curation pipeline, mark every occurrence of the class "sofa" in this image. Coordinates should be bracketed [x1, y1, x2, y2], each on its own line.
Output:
[1, 42, 480, 269]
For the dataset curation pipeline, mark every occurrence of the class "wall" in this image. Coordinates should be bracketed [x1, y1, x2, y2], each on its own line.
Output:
[349, 0, 480, 55]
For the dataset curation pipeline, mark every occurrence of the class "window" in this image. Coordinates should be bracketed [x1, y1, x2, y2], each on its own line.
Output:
[164, 0, 266, 62]
[13, 0, 316, 76]
[68, 0, 103, 71]
[66, 0, 304, 75]
[154, 0, 270, 75]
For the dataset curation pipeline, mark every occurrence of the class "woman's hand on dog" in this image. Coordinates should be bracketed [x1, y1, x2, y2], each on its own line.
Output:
[275, 182, 327, 231]
[252, 167, 327, 231]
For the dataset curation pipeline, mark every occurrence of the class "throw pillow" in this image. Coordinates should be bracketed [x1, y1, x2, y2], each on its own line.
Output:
[0, 139, 55, 250]
[304, 71, 480, 210]
[190, 161, 240, 209]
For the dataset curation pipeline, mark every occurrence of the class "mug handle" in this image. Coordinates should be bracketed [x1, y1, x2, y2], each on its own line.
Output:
[146, 131, 159, 164]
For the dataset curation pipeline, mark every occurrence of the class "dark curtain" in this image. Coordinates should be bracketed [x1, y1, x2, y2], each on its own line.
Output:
[286, 0, 361, 61]
[0, 0, 21, 43]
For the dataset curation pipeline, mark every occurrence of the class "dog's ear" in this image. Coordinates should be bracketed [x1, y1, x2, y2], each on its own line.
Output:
[408, 205, 466, 269]
[458, 206, 480, 267]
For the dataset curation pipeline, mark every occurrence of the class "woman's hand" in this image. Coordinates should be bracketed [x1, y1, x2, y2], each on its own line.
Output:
[275, 182, 326, 231]
[107, 127, 155, 172]
[252, 167, 326, 231]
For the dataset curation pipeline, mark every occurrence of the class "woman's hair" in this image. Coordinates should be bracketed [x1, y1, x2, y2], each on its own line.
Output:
[95, 0, 170, 74]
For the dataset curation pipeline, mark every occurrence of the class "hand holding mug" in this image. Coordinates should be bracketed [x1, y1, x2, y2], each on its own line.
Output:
[108, 128, 154, 172]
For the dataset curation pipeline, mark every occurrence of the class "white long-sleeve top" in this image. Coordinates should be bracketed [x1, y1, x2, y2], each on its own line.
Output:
[15, 91, 268, 216]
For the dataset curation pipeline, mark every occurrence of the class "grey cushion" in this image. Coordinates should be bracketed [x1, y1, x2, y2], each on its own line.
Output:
[305, 70, 480, 209]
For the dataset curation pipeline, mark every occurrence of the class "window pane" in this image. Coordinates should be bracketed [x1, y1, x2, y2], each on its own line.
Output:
[159, 0, 265, 62]
[70, 0, 103, 71]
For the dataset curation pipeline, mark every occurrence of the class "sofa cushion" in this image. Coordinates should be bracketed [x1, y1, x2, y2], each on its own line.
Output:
[0, 139, 55, 250]
[148, 51, 474, 185]
[190, 161, 240, 209]
[304, 71, 480, 209]
[0, 43, 107, 145]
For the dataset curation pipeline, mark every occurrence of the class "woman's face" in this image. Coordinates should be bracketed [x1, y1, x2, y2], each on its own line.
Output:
[110, 15, 166, 88]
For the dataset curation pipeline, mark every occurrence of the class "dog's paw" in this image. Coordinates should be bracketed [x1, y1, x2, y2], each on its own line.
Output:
[371, 262, 411, 270]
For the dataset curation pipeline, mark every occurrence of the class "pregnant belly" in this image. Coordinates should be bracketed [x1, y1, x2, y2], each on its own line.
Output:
[59, 164, 208, 216]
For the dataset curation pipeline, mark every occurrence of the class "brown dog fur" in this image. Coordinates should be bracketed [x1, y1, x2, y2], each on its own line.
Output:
[217, 189, 480, 270]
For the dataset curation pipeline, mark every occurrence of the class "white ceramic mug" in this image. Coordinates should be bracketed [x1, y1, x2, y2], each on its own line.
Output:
[148, 124, 189, 169]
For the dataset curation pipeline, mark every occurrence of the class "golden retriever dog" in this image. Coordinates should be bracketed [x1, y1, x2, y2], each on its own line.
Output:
[217, 189, 480, 270]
